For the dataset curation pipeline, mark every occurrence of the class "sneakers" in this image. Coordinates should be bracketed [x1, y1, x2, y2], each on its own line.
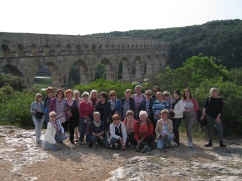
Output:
[205, 141, 212, 147]
[187, 141, 193, 147]
[135, 145, 141, 152]
[141, 145, 151, 153]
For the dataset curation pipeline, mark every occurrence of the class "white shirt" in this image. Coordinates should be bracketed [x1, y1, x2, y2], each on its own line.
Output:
[173, 100, 184, 118]
[109, 121, 127, 144]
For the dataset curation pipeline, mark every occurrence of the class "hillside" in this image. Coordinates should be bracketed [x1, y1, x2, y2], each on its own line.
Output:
[94, 19, 242, 69]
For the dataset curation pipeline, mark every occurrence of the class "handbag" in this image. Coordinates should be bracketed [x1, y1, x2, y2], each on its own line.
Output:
[169, 112, 175, 118]
[36, 111, 43, 119]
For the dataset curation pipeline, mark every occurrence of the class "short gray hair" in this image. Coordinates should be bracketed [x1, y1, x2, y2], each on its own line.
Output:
[74, 90, 80, 95]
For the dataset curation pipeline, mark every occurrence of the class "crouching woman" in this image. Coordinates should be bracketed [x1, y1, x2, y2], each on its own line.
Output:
[42, 111, 67, 150]
[156, 109, 174, 150]
[89, 112, 110, 148]
[110, 114, 127, 150]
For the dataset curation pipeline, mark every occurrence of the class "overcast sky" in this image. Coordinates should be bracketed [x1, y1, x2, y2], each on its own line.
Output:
[1, 0, 242, 35]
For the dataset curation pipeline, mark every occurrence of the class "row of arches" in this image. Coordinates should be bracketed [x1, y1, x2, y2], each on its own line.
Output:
[0, 54, 165, 87]
[0, 43, 168, 57]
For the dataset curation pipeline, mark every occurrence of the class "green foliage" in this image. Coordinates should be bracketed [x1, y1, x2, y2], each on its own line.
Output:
[0, 73, 27, 91]
[0, 86, 36, 127]
[68, 65, 80, 85]
[75, 78, 136, 99]
[94, 63, 106, 80]
[94, 19, 242, 69]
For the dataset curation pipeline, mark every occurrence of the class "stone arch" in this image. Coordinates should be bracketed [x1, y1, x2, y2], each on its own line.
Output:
[44, 45, 50, 55]
[69, 60, 89, 84]
[1, 44, 10, 52]
[105, 44, 109, 52]
[118, 57, 130, 81]
[17, 44, 24, 56]
[145, 55, 153, 77]
[101, 58, 114, 80]
[0, 64, 24, 77]
[66, 44, 72, 53]
[133, 56, 142, 80]
[92, 44, 97, 53]
[76, 44, 81, 53]
[55, 43, 61, 54]
[31, 44, 38, 56]
[44, 62, 62, 86]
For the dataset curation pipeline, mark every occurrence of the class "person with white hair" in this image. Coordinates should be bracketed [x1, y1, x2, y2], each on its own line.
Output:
[134, 111, 154, 153]
[201, 88, 227, 147]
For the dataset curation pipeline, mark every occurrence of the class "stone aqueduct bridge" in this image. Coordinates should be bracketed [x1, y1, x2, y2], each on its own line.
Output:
[0, 32, 171, 87]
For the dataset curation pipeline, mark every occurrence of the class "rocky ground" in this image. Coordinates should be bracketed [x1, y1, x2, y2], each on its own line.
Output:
[0, 126, 241, 181]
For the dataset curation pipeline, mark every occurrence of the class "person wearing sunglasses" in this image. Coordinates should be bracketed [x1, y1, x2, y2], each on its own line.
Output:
[108, 90, 121, 119]
[138, 90, 155, 122]
[110, 114, 127, 151]
[49, 89, 67, 125]
[43, 87, 54, 124]
[79, 92, 94, 145]
[152, 86, 161, 100]
[42, 111, 67, 150]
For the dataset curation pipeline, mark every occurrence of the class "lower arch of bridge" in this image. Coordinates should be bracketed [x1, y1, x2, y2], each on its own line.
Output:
[74, 60, 89, 84]
[45, 62, 62, 86]
[101, 58, 113, 80]
[0, 65, 24, 77]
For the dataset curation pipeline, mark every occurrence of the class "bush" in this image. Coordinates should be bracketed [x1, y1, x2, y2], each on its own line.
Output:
[0, 86, 38, 128]
[75, 78, 137, 99]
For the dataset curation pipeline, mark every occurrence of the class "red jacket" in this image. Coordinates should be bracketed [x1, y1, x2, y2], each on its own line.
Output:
[134, 120, 154, 141]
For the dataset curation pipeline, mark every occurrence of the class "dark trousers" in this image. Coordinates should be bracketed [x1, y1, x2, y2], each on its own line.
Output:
[126, 132, 137, 146]
[172, 118, 182, 145]
[137, 135, 154, 149]
[62, 120, 75, 143]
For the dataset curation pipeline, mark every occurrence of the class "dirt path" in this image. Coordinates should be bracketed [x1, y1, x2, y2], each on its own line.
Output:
[0, 126, 241, 181]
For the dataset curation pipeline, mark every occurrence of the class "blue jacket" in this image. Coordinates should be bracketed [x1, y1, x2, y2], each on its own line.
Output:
[108, 98, 122, 117]
[31, 101, 44, 117]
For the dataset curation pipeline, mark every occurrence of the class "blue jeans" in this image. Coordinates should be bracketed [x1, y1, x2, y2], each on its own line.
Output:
[110, 137, 122, 148]
[157, 133, 174, 150]
[42, 141, 60, 150]
[91, 135, 110, 148]
[79, 117, 87, 143]
[55, 133, 67, 143]
[32, 115, 44, 141]
[206, 114, 224, 142]
[42, 134, 67, 151]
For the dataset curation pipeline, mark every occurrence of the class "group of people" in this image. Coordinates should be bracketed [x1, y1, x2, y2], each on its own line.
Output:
[30, 85, 227, 152]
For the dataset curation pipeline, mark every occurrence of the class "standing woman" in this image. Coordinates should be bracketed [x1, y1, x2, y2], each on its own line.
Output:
[139, 90, 155, 121]
[96, 92, 111, 131]
[201, 88, 226, 147]
[109, 90, 122, 118]
[65, 89, 79, 144]
[79, 92, 94, 144]
[31, 93, 45, 143]
[121, 89, 136, 120]
[89, 90, 100, 111]
[183, 88, 199, 146]
[169, 90, 184, 146]
[49, 89, 67, 125]
[74, 90, 82, 142]
[132, 85, 145, 118]
[43, 87, 54, 124]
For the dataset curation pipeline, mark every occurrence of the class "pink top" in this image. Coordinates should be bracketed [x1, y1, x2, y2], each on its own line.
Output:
[123, 118, 137, 133]
[79, 101, 94, 118]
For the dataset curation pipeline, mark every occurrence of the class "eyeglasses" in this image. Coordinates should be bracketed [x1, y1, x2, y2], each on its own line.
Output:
[47, 92, 52, 93]
[51, 115, 57, 117]
[113, 118, 119, 120]
[58, 92, 63, 94]
[164, 95, 169, 97]
[110, 95, 116, 96]
[146, 94, 152, 96]
[83, 95, 88, 97]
